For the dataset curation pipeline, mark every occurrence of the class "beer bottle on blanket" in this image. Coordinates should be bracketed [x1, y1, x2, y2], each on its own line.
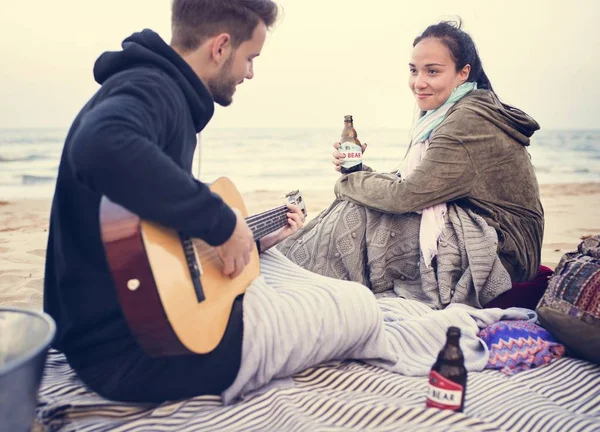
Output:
[426, 326, 468, 412]
[339, 115, 363, 174]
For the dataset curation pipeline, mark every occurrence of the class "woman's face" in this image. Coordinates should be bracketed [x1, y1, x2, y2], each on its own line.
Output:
[409, 38, 470, 111]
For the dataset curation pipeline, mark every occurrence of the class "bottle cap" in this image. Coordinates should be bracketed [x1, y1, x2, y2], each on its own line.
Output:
[344, 115, 353, 121]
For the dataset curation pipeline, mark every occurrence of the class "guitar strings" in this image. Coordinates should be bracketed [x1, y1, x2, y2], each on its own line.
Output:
[245, 205, 288, 224]
[193, 219, 288, 263]
[192, 206, 290, 266]
[250, 217, 289, 240]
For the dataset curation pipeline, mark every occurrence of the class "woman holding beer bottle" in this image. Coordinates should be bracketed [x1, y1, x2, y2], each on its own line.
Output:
[278, 20, 544, 310]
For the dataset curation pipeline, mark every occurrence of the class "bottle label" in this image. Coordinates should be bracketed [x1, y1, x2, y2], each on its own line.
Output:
[426, 371, 463, 411]
[340, 142, 362, 168]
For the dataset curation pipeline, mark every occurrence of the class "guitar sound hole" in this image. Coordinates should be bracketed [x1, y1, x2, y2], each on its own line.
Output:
[180, 235, 205, 303]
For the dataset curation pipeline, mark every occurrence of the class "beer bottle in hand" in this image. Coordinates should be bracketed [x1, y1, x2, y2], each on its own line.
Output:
[339, 115, 362, 174]
[426, 326, 468, 412]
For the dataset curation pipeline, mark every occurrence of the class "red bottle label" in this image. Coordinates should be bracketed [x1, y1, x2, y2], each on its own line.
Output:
[426, 371, 463, 411]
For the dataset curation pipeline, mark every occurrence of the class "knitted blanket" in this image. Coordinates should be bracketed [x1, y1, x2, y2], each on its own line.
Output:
[278, 201, 512, 309]
[222, 249, 532, 404]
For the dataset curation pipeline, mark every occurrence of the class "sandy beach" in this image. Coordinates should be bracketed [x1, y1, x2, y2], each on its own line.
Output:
[1, 182, 599, 312]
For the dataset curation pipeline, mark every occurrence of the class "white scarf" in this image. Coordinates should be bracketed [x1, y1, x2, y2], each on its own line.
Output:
[401, 82, 477, 267]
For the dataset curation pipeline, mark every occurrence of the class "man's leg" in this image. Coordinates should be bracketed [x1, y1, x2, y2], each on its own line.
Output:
[73, 296, 244, 403]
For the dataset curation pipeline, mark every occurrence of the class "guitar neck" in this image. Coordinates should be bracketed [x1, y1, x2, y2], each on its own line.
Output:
[246, 205, 289, 241]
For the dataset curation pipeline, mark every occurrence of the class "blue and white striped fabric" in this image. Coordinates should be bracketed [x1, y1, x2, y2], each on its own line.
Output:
[36, 342, 600, 431]
[35, 250, 600, 431]
[36, 341, 600, 431]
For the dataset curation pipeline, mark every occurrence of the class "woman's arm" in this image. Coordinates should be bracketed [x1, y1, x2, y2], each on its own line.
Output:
[334, 134, 477, 214]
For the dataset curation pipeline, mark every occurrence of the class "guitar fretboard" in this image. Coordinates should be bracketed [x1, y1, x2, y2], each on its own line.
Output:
[246, 205, 289, 240]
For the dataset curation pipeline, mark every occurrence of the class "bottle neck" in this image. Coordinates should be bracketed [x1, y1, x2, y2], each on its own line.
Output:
[447, 335, 460, 345]
[444, 336, 461, 352]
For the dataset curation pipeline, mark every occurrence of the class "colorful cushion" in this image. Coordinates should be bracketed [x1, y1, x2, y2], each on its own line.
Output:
[484, 265, 553, 310]
[479, 320, 565, 375]
[536, 235, 600, 364]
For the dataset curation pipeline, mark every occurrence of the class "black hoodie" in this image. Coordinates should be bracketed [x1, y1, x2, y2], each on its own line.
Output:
[44, 30, 239, 364]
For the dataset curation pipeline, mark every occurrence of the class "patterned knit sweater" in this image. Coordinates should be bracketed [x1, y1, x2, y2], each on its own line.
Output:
[278, 200, 512, 309]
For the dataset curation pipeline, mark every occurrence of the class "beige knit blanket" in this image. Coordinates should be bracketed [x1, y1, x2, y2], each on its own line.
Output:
[277, 200, 512, 309]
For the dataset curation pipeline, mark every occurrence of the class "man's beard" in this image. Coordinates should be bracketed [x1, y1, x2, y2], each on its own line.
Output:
[207, 56, 237, 107]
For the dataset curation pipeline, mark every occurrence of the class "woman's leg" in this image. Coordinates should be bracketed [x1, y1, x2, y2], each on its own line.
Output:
[278, 199, 422, 294]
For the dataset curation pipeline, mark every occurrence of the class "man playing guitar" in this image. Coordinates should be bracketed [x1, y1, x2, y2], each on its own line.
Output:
[44, 0, 303, 402]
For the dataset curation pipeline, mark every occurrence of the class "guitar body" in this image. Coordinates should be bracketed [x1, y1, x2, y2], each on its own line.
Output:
[100, 177, 260, 356]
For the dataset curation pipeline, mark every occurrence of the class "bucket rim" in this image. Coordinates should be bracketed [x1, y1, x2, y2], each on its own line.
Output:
[0, 307, 56, 376]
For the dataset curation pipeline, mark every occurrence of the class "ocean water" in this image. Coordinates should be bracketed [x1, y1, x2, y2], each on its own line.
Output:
[0, 127, 599, 200]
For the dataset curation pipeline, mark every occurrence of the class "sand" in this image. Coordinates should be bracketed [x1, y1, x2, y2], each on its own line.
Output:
[1, 182, 599, 311]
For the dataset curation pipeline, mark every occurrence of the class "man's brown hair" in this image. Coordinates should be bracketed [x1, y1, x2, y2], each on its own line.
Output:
[171, 0, 279, 52]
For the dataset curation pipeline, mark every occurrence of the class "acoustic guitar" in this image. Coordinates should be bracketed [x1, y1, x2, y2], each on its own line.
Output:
[99, 177, 306, 357]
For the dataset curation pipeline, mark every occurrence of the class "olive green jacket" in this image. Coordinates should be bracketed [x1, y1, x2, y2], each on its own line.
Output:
[334, 89, 544, 282]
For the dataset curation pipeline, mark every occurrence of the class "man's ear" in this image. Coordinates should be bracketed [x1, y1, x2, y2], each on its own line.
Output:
[210, 33, 233, 65]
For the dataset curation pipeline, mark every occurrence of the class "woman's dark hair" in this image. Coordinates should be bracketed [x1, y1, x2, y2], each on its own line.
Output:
[413, 19, 494, 93]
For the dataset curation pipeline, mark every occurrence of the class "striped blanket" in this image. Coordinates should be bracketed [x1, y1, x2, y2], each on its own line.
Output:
[35, 250, 600, 431]
[36, 337, 600, 431]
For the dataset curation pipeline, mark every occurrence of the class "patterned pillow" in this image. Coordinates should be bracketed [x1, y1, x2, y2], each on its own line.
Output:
[536, 235, 600, 364]
[479, 320, 565, 375]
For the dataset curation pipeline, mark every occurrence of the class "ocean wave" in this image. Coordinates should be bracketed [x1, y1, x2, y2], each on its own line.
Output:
[0, 137, 63, 145]
[0, 154, 49, 163]
[22, 175, 56, 185]
[1, 128, 598, 198]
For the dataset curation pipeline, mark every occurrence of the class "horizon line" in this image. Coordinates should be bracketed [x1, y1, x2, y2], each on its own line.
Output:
[1, 126, 599, 132]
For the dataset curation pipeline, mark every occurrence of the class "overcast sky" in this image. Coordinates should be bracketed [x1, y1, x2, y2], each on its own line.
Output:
[0, 0, 598, 130]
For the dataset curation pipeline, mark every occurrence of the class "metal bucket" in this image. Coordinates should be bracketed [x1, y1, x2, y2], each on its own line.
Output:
[0, 307, 56, 432]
